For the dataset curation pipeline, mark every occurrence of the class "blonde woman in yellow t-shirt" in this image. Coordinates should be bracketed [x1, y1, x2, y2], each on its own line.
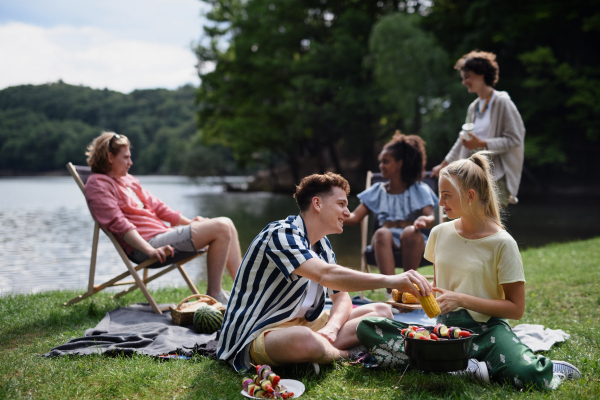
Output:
[424, 152, 580, 389]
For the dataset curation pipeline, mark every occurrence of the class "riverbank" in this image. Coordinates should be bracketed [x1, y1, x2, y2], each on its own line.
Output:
[1, 237, 599, 399]
[3, 169, 600, 196]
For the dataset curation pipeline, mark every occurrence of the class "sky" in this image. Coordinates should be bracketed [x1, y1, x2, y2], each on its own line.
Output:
[0, 0, 211, 93]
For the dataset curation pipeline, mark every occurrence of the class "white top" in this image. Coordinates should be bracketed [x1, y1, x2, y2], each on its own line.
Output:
[293, 278, 321, 319]
[473, 91, 504, 179]
[126, 186, 144, 209]
[424, 220, 525, 323]
[445, 91, 525, 197]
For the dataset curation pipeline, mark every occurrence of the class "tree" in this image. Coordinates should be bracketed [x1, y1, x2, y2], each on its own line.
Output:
[369, 12, 470, 162]
[0, 82, 241, 176]
[195, 0, 405, 187]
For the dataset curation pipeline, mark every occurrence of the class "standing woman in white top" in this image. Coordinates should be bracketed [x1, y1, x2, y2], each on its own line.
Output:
[431, 51, 525, 206]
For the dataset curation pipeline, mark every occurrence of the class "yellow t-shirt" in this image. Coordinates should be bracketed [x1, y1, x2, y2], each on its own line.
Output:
[424, 220, 525, 323]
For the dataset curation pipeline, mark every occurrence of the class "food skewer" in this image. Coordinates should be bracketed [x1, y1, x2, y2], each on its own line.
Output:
[243, 364, 293, 399]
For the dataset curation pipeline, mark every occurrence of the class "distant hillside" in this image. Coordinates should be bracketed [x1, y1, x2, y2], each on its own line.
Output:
[0, 81, 240, 176]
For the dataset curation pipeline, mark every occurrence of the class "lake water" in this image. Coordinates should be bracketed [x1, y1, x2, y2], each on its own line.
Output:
[1, 176, 599, 294]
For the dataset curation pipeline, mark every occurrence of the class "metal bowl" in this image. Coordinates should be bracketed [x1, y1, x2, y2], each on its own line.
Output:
[403, 327, 474, 372]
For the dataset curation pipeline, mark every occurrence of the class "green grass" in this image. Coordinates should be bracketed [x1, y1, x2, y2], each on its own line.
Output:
[1, 238, 600, 399]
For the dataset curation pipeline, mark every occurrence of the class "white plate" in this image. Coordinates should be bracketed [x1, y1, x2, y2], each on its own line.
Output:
[241, 379, 305, 398]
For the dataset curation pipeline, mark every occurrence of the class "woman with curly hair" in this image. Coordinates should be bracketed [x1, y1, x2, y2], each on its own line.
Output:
[344, 132, 438, 293]
[431, 51, 525, 206]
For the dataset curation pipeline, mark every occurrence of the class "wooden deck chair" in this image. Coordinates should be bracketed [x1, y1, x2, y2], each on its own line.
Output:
[64, 162, 206, 314]
[360, 171, 444, 281]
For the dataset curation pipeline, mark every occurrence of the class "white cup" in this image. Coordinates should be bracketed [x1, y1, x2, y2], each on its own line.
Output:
[461, 123, 475, 141]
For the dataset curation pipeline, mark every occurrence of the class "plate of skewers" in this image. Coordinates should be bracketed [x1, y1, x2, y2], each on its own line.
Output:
[241, 364, 305, 399]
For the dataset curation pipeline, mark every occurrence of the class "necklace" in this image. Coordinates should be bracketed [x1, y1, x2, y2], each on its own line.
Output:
[475, 91, 493, 118]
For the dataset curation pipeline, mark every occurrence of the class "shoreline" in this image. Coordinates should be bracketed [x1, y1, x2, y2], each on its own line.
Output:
[1, 172, 600, 196]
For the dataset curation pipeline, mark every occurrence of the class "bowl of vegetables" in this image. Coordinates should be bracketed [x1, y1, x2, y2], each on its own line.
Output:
[402, 324, 475, 372]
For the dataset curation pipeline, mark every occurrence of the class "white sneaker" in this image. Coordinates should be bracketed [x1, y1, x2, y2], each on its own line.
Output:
[552, 360, 582, 380]
[312, 363, 320, 375]
[214, 289, 230, 305]
[450, 358, 490, 383]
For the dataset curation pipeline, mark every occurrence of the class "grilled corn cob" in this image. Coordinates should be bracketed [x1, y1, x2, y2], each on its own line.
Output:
[401, 292, 419, 304]
[412, 283, 441, 318]
[391, 289, 403, 302]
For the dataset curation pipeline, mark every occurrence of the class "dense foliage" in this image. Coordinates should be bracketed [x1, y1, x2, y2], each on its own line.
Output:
[2, 0, 598, 187]
[196, 0, 600, 188]
[0, 81, 240, 176]
[196, 0, 404, 186]
[422, 0, 600, 183]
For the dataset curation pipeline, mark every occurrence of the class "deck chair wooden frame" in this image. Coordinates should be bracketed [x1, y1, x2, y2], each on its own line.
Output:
[64, 162, 205, 314]
[360, 171, 444, 287]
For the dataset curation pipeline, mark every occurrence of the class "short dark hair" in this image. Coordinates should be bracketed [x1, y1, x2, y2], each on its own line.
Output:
[382, 131, 427, 187]
[293, 172, 351, 212]
[455, 50, 499, 87]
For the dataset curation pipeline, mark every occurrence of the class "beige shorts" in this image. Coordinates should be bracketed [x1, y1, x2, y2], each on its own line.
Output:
[249, 310, 330, 366]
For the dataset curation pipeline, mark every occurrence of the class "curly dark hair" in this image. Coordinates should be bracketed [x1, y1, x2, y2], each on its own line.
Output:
[382, 131, 427, 187]
[454, 50, 499, 87]
[293, 172, 351, 212]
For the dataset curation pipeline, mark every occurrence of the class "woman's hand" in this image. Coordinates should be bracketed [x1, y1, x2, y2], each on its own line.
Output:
[147, 245, 174, 263]
[431, 161, 448, 178]
[413, 215, 428, 230]
[433, 287, 464, 314]
[461, 135, 487, 150]
[178, 215, 209, 225]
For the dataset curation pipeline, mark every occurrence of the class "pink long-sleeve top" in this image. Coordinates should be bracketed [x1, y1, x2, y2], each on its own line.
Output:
[85, 173, 181, 254]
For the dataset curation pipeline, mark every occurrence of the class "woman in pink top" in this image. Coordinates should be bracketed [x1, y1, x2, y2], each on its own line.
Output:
[85, 132, 242, 303]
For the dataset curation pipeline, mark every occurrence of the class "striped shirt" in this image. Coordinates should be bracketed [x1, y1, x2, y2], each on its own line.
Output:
[217, 214, 339, 371]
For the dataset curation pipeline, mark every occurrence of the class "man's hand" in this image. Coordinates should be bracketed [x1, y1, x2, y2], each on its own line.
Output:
[316, 325, 339, 344]
[390, 270, 432, 297]
[461, 135, 486, 150]
[147, 245, 173, 263]
[432, 287, 463, 314]
[191, 216, 209, 223]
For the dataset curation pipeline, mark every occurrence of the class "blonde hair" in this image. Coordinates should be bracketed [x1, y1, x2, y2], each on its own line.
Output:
[85, 132, 130, 174]
[440, 151, 504, 228]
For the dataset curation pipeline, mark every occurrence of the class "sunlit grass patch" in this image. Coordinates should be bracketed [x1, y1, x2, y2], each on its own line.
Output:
[1, 239, 599, 399]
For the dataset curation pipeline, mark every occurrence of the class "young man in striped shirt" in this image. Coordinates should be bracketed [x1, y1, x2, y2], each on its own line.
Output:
[218, 173, 432, 372]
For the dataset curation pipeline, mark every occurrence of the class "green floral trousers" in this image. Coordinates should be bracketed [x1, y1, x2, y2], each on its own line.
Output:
[356, 310, 555, 389]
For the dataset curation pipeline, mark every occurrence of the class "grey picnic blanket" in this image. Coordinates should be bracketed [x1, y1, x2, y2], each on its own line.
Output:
[43, 303, 218, 358]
